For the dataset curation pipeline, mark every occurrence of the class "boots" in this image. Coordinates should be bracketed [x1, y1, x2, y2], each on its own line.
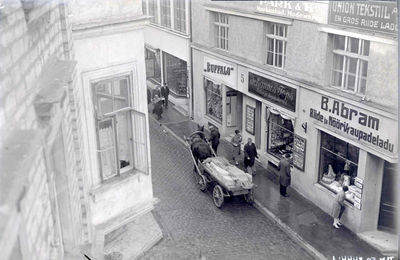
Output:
[333, 218, 340, 229]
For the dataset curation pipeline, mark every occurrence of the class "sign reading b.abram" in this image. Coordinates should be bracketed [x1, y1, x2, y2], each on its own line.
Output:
[203, 56, 237, 87]
[328, 1, 398, 35]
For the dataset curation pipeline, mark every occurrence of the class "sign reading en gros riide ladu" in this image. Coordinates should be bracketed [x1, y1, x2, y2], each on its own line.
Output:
[309, 95, 397, 159]
[203, 57, 237, 87]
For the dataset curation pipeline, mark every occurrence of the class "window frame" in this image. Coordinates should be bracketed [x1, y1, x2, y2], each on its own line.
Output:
[265, 22, 288, 69]
[331, 35, 370, 95]
[265, 111, 294, 159]
[173, 0, 186, 33]
[214, 12, 229, 51]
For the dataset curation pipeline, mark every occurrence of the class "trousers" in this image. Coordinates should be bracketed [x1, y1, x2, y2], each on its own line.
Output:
[280, 184, 287, 196]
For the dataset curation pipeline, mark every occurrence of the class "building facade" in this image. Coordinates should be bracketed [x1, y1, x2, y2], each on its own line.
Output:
[191, 0, 398, 247]
[1, 0, 157, 259]
[142, 0, 192, 116]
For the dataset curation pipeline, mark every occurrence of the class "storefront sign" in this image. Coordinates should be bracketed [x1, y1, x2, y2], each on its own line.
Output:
[353, 196, 362, 204]
[309, 95, 397, 158]
[328, 1, 398, 35]
[354, 202, 362, 210]
[203, 56, 237, 87]
[256, 1, 328, 24]
[292, 135, 306, 171]
[245, 105, 255, 135]
[248, 72, 296, 112]
[355, 182, 363, 189]
[354, 177, 364, 185]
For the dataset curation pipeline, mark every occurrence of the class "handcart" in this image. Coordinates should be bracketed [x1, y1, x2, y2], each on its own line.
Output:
[184, 131, 254, 208]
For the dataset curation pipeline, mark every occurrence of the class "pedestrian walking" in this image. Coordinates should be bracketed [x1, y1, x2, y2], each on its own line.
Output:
[231, 130, 242, 165]
[147, 88, 151, 104]
[152, 95, 163, 120]
[278, 153, 291, 197]
[332, 185, 348, 228]
[209, 125, 220, 155]
[244, 138, 258, 175]
[154, 85, 161, 99]
[161, 83, 169, 108]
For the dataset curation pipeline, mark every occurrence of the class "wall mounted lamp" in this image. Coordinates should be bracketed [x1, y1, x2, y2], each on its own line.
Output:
[301, 122, 307, 133]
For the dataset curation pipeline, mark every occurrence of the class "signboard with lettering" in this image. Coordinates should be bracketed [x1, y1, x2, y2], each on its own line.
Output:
[203, 56, 237, 87]
[248, 72, 297, 112]
[245, 105, 255, 135]
[308, 95, 397, 160]
[292, 135, 306, 171]
[257, 1, 328, 24]
[328, 1, 398, 35]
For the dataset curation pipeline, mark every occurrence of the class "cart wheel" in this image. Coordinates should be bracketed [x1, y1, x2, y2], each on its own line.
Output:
[244, 189, 254, 204]
[198, 175, 207, 192]
[213, 185, 224, 208]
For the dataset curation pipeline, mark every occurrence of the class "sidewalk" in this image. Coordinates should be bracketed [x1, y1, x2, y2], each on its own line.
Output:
[149, 102, 393, 260]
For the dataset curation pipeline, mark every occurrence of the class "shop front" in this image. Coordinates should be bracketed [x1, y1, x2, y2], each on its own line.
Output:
[298, 88, 398, 234]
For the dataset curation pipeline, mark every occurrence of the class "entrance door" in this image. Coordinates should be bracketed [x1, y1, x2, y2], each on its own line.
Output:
[255, 101, 262, 148]
[226, 91, 237, 127]
[378, 162, 398, 234]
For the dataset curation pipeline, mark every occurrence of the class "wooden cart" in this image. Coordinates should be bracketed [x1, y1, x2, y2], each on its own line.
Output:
[184, 131, 254, 208]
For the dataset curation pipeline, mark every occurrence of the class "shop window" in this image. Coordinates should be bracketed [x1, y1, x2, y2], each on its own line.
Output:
[163, 52, 187, 97]
[148, 0, 158, 23]
[265, 22, 287, 68]
[266, 109, 294, 159]
[160, 0, 171, 28]
[92, 76, 135, 180]
[145, 48, 162, 84]
[331, 34, 369, 95]
[214, 12, 229, 50]
[173, 0, 186, 33]
[205, 78, 223, 123]
[319, 131, 359, 202]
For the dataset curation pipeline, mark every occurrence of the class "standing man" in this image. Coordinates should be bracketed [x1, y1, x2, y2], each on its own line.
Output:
[231, 130, 242, 166]
[209, 125, 220, 155]
[244, 138, 258, 175]
[163, 83, 169, 108]
[278, 153, 291, 197]
[160, 84, 166, 107]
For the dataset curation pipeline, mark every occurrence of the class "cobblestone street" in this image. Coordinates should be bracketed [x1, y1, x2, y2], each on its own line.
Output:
[141, 118, 313, 260]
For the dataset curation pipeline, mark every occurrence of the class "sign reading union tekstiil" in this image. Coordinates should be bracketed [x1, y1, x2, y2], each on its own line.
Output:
[328, 1, 398, 35]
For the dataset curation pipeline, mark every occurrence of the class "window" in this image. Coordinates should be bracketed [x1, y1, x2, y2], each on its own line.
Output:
[266, 109, 294, 159]
[148, 0, 158, 23]
[160, 0, 171, 28]
[145, 48, 162, 84]
[93, 76, 134, 180]
[163, 52, 187, 97]
[265, 23, 287, 68]
[319, 132, 359, 202]
[214, 13, 229, 50]
[142, 0, 147, 16]
[173, 0, 186, 33]
[331, 35, 369, 95]
[205, 78, 222, 123]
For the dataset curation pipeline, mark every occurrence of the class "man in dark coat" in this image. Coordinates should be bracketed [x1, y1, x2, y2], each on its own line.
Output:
[160, 84, 166, 107]
[209, 125, 220, 155]
[278, 153, 292, 197]
[244, 138, 258, 175]
[162, 83, 169, 108]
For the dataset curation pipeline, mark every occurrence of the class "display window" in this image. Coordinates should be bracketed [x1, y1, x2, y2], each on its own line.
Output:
[205, 78, 223, 123]
[319, 131, 359, 203]
[145, 48, 161, 84]
[266, 108, 294, 159]
[163, 52, 187, 97]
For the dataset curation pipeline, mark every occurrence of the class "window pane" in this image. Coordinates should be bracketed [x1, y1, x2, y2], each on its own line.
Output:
[332, 71, 342, 86]
[266, 51, 274, 65]
[98, 119, 117, 179]
[348, 37, 360, 54]
[347, 57, 357, 74]
[360, 60, 368, 77]
[346, 75, 356, 91]
[116, 111, 132, 170]
[363, 40, 370, 56]
[333, 54, 344, 70]
[333, 35, 345, 50]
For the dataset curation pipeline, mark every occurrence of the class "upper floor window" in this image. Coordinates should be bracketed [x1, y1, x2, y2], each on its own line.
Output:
[142, 0, 147, 16]
[148, 0, 158, 23]
[331, 35, 370, 95]
[160, 0, 171, 28]
[265, 22, 287, 68]
[174, 0, 186, 33]
[214, 13, 229, 50]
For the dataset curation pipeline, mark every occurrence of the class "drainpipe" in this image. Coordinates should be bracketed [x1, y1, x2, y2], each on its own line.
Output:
[189, 0, 194, 119]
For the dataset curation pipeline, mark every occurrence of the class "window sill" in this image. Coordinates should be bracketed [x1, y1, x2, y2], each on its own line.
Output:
[148, 23, 190, 38]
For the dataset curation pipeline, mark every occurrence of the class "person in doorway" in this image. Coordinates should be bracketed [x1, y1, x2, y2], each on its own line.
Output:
[231, 130, 242, 166]
[332, 185, 348, 228]
[278, 153, 291, 197]
[161, 83, 169, 108]
[244, 138, 258, 175]
[209, 125, 220, 155]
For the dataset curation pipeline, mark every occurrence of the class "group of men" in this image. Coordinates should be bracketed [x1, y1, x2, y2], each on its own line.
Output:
[148, 83, 170, 119]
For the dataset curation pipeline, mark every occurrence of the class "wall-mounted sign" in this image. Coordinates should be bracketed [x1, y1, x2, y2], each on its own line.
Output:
[203, 56, 237, 87]
[256, 1, 328, 24]
[328, 1, 398, 35]
[245, 105, 256, 135]
[354, 202, 362, 210]
[309, 95, 397, 159]
[292, 135, 306, 171]
[248, 72, 296, 112]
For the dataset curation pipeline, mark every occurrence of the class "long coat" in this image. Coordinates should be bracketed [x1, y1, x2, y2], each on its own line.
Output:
[244, 143, 257, 167]
[210, 129, 220, 147]
[278, 158, 291, 187]
[332, 190, 346, 218]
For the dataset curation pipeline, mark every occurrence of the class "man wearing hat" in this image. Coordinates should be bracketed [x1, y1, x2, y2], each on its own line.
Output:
[209, 125, 220, 155]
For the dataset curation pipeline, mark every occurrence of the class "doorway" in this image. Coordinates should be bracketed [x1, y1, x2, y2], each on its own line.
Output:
[378, 162, 398, 234]
[255, 100, 262, 148]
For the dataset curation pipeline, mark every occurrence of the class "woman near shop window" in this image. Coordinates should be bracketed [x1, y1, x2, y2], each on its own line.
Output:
[332, 185, 349, 229]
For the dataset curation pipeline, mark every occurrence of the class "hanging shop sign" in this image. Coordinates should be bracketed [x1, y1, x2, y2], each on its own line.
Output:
[248, 72, 297, 112]
[203, 56, 237, 87]
[256, 1, 329, 24]
[348, 181, 363, 210]
[245, 105, 256, 135]
[309, 95, 398, 159]
[292, 135, 306, 171]
[328, 1, 398, 35]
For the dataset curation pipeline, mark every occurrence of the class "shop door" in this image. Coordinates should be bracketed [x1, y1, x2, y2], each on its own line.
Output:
[226, 91, 237, 127]
[378, 162, 398, 234]
[255, 101, 262, 148]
